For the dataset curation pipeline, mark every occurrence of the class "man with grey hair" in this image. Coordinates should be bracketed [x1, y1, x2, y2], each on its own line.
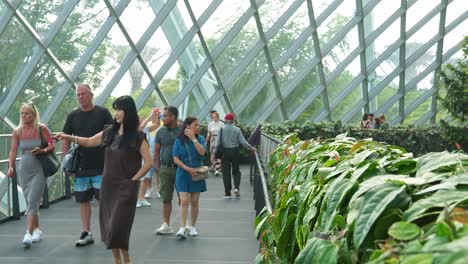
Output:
[62, 84, 113, 247]
[214, 113, 256, 199]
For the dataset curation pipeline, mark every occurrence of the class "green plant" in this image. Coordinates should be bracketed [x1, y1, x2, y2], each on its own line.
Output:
[439, 36, 468, 126]
[255, 133, 468, 263]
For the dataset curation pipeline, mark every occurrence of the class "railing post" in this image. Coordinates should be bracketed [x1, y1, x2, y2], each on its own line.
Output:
[64, 171, 71, 199]
[11, 174, 20, 220]
[41, 184, 49, 209]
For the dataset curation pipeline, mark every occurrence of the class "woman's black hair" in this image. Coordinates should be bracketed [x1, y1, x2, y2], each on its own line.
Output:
[178, 116, 199, 141]
[104, 95, 140, 149]
[362, 113, 369, 121]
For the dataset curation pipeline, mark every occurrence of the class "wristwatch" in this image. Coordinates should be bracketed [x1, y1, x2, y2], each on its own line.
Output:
[192, 139, 198, 143]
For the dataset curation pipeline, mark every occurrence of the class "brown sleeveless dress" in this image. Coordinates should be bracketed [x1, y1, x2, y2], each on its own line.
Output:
[99, 127, 145, 250]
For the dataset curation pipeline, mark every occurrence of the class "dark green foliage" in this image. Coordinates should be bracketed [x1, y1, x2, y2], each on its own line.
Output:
[254, 133, 468, 263]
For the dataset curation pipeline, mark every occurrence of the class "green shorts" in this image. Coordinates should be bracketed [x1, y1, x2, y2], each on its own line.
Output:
[159, 167, 177, 203]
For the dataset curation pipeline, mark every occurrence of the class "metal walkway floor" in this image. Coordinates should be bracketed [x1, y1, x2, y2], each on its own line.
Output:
[0, 166, 259, 264]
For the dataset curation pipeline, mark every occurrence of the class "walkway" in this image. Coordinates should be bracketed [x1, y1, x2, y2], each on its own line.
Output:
[0, 165, 259, 263]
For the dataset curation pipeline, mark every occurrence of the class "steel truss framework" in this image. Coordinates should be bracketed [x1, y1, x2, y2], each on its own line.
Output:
[0, 0, 466, 129]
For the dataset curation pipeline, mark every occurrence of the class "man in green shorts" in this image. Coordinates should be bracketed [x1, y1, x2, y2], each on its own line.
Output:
[154, 106, 182, 234]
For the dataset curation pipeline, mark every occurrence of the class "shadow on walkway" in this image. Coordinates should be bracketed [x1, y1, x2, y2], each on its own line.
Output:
[0, 165, 258, 264]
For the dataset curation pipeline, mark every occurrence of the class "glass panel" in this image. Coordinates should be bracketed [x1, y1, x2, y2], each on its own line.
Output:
[364, 0, 400, 38]
[266, 107, 283, 123]
[258, 0, 299, 32]
[227, 51, 269, 106]
[443, 22, 468, 54]
[327, 56, 360, 103]
[403, 96, 432, 125]
[48, 88, 78, 132]
[405, 74, 433, 109]
[106, 60, 152, 109]
[48, 0, 108, 74]
[238, 81, 275, 124]
[78, 24, 127, 98]
[374, 76, 399, 112]
[158, 63, 181, 104]
[322, 26, 359, 73]
[18, 0, 66, 38]
[382, 100, 399, 125]
[365, 18, 400, 67]
[119, 0, 156, 43]
[161, 0, 194, 47]
[316, 0, 355, 47]
[0, 16, 37, 104]
[212, 17, 260, 81]
[406, 15, 440, 59]
[406, 0, 438, 30]
[5, 56, 66, 126]
[199, 0, 250, 49]
[331, 84, 362, 121]
[268, 1, 309, 63]
[283, 70, 319, 116]
[277, 34, 315, 88]
[188, 0, 217, 22]
[445, 0, 466, 26]
[405, 45, 437, 85]
[297, 95, 323, 123]
[143, 28, 174, 77]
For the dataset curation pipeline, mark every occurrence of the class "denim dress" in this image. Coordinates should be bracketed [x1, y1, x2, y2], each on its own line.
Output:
[173, 136, 207, 193]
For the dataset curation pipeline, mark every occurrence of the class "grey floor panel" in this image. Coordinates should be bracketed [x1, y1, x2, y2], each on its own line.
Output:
[0, 165, 259, 263]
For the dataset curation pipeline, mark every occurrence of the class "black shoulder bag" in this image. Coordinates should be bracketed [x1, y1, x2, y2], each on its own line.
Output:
[214, 128, 224, 160]
[37, 127, 60, 177]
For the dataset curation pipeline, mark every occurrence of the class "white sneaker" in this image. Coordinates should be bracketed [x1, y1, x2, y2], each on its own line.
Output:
[215, 171, 220, 176]
[145, 188, 153, 198]
[23, 232, 32, 247]
[157, 192, 161, 199]
[224, 195, 232, 199]
[176, 227, 186, 239]
[188, 226, 198, 237]
[137, 200, 151, 208]
[75, 231, 94, 247]
[155, 223, 174, 235]
[233, 188, 240, 199]
[31, 229, 43, 243]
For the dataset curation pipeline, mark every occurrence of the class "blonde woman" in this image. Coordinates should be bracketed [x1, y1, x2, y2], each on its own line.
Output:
[8, 103, 55, 247]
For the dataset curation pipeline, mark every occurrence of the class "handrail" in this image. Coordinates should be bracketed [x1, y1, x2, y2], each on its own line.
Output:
[260, 132, 281, 144]
[253, 151, 272, 214]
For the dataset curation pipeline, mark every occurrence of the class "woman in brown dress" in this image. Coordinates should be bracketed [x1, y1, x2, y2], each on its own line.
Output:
[57, 96, 152, 264]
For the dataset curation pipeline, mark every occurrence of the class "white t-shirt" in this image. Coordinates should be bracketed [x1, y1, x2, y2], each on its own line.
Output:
[208, 121, 224, 136]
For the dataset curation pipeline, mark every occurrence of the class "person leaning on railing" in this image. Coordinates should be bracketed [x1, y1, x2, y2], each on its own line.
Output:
[214, 113, 256, 199]
[8, 102, 55, 248]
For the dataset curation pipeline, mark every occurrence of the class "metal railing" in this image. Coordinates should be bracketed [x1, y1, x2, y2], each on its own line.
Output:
[250, 127, 281, 215]
[0, 134, 71, 224]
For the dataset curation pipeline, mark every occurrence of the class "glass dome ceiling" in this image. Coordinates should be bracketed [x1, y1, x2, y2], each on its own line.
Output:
[0, 0, 466, 131]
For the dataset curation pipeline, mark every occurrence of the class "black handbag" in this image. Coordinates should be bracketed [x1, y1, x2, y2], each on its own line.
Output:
[214, 128, 224, 160]
[61, 140, 80, 173]
[37, 127, 60, 177]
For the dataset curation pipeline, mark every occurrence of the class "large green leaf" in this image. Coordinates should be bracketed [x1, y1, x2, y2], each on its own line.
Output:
[294, 237, 338, 264]
[414, 182, 457, 195]
[402, 190, 468, 222]
[353, 183, 406, 249]
[349, 174, 408, 205]
[319, 178, 355, 231]
[416, 152, 465, 177]
[436, 250, 468, 264]
[276, 214, 297, 260]
[388, 221, 421, 240]
[400, 254, 433, 264]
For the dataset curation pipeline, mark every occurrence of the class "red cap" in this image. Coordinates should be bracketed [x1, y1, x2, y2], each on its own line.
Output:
[224, 112, 235, 121]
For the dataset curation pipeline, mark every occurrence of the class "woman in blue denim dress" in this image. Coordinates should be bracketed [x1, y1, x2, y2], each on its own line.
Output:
[172, 116, 207, 238]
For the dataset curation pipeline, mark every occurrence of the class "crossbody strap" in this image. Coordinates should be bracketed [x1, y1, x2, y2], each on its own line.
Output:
[183, 140, 193, 166]
[38, 126, 46, 147]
